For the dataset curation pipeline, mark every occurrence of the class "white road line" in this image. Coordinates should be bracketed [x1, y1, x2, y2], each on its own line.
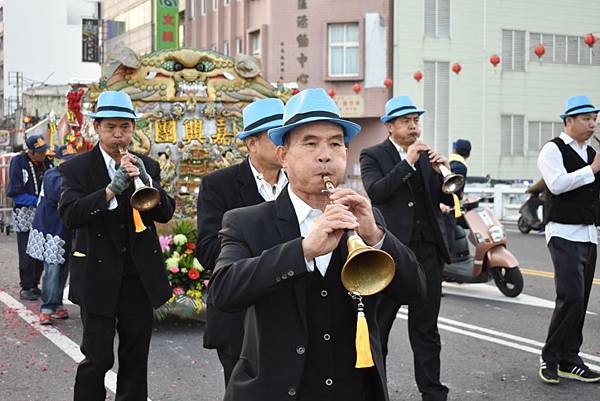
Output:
[0, 290, 152, 401]
[441, 282, 597, 315]
[396, 309, 600, 370]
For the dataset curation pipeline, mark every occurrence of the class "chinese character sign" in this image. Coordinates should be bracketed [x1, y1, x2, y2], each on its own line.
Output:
[82, 19, 99, 63]
[155, 120, 178, 143]
[156, 0, 179, 50]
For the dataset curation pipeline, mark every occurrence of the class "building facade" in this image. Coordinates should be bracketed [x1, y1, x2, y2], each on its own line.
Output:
[0, 0, 101, 119]
[184, 0, 394, 174]
[393, 0, 600, 180]
[101, 0, 185, 57]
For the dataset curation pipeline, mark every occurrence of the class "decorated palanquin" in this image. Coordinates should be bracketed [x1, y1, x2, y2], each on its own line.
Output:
[85, 47, 292, 220]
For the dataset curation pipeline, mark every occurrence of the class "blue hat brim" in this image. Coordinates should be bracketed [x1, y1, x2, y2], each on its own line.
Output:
[89, 110, 139, 120]
[380, 109, 425, 124]
[560, 106, 600, 120]
[30, 144, 49, 153]
[268, 116, 361, 146]
[237, 120, 283, 140]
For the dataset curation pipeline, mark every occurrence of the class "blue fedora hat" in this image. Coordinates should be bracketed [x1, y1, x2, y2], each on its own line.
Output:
[380, 96, 425, 124]
[560, 95, 600, 120]
[89, 91, 138, 120]
[237, 98, 285, 140]
[268, 88, 361, 146]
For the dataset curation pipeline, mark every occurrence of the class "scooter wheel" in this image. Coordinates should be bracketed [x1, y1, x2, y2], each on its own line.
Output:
[517, 216, 532, 234]
[492, 267, 524, 297]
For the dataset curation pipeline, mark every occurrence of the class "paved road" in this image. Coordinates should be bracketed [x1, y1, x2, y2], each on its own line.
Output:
[1, 227, 599, 401]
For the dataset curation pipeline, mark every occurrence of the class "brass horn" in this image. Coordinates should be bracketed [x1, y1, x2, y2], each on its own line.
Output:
[322, 176, 396, 296]
[438, 164, 465, 195]
[118, 146, 160, 211]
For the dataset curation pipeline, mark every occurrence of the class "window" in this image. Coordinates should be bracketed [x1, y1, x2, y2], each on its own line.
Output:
[423, 61, 450, 153]
[500, 115, 525, 156]
[201, 0, 207, 16]
[502, 30, 526, 71]
[424, 0, 450, 38]
[212, 0, 218, 12]
[179, 19, 184, 47]
[223, 40, 229, 56]
[249, 30, 261, 57]
[328, 22, 360, 77]
[236, 37, 243, 55]
[187, 0, 195, 19]
[528, 121, 562, 151]
[529, 32, 598, 65]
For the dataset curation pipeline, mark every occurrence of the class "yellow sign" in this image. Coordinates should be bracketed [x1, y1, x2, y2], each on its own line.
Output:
[183, 119, 204, 142]
[213, 118, 230, 145]
[334, 95, 364, 118]
[155, 120, 177, 143]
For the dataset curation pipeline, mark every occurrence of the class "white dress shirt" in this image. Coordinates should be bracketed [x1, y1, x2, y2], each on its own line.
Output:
[99, 145, 119, 210]
[537, 132, 597, 244]
[388, 137, 416, 170]
[248, 158, 288, 201]
[288, 185, 384, 276]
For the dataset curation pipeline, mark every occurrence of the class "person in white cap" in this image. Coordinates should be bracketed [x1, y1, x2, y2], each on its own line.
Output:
[208, 88, 424, 401]
[59, 91, 176, 401]
[198, 97, 287, 386]
[537, 95, 600, 384]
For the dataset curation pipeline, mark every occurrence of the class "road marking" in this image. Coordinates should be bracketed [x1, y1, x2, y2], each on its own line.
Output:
[441, 282, 596, 315]
[395, 308, 600, 371]
[0, 290, 152, 401]
[521, 267, 600, 286]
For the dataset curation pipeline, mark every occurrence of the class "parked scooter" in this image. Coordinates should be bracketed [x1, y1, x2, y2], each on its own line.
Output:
[442, 196, 524, 297]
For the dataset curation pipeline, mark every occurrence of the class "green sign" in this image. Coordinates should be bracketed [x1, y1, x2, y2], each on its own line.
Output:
[156, 0, 179, 50]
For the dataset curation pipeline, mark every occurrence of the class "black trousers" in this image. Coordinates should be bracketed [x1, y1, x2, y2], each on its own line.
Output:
[379, 240, 448, 401]
[74, 275, 154, 401]
[17, 231, 42, 290]
[542, 237, 596, 366]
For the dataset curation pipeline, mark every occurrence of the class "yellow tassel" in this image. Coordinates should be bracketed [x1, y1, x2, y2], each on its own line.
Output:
[355, 310, 374, 368]
[453, 194, 462, 218]
[132, 209, 147, 233]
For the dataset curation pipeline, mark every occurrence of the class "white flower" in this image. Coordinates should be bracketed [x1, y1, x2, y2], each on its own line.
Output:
[173, 234, 187, 246]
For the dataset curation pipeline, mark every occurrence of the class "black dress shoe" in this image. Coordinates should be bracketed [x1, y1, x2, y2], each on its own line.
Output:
[20, 289, 39, 301]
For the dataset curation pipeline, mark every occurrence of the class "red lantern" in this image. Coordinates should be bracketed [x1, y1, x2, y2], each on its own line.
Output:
[328, 88, 336, 97]
[490, 54, 500, 67]
[584, 33, 597, 48]
[413, 71, 423, 82]
[383, 78, 393, 88]
[534, 44, 545, 58]
[352, 83, 361, 93]
[291, 88, 300, 95]
[451, 63, 462, 75]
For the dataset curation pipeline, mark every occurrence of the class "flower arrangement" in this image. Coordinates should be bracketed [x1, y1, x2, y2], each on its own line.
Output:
[155, 221, 210, 321]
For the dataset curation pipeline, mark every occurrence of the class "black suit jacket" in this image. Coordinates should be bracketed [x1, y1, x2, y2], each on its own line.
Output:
[360, 138, 452, 262]
[196, 158, 264, 353]
[58, 145, 175, 317]
[208, 188, 426, 401]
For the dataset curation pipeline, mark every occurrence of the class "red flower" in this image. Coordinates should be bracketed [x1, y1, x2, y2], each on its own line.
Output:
[186, 242, 196, 250]
[188, 269, 200, 280]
